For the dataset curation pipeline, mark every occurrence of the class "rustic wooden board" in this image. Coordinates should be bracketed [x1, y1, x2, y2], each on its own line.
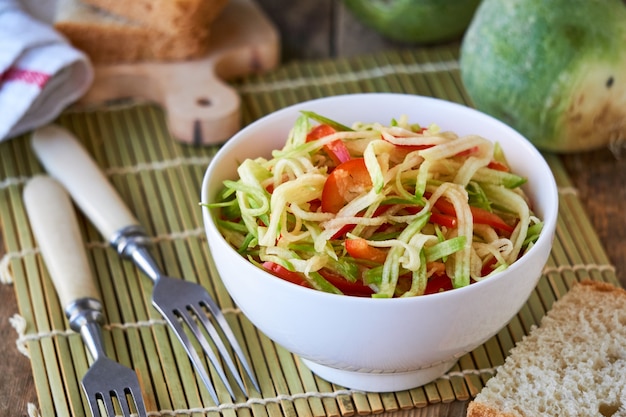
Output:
[76, 0, 280, 146]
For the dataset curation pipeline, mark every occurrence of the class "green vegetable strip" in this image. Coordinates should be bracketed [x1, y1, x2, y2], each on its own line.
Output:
[426, 158, 526, 188]
[299, 111, 354, 132]
[414, 159, 432, 199]
[472, 167, 526, 189]
[402, 250, 428, 298]
[376, 212, 430, 298]
[424, 236, 467, 262]
[363, 140, 388, 193]
[428, 183, 472, 288]
[259, 173, 326, 246]
[481, 183, 531, 263]
[285, 114, 311, 149]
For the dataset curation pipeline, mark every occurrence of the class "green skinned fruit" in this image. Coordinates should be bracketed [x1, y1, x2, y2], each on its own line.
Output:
[343, 0, 481, 44]
[460, 0, 626, 152]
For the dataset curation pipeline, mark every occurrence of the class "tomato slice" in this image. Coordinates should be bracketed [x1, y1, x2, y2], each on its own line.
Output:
[306, 124, 351, 165]
[262, 261, 310, 288]
[321, 158, 372, 213]
[345, 238, 388, 263]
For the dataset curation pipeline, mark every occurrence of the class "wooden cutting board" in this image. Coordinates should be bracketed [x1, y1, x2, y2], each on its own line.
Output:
[76, 0, 280, 145]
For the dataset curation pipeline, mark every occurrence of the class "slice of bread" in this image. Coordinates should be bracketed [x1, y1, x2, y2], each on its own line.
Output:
[54, 0, 213, 64]
[78, 0, 229, 35]
[467, 280, 626, 417]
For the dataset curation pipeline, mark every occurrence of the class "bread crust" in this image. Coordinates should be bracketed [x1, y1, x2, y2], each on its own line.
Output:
[54, 0, 215, 64]
[79, 0, 229, 34]
[467, 402, 519, 417]
[466, 280, 626, 417]
[579, 279, 626, 295]
[56, 22, 211, 64]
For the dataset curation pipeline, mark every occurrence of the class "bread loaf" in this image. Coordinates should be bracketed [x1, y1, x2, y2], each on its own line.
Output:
[467, 280, 626, 417]
[54, 0, 223, 64]
[78, 0, 228, 35]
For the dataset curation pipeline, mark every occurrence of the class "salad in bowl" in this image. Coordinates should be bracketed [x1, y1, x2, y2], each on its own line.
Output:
[209, 111, 542, 298]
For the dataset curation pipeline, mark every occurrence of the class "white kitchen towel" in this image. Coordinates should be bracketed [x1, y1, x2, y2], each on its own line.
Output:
[0, 0, 93, 141]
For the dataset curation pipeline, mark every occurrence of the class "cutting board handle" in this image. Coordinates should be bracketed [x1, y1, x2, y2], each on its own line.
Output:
[84, 63, 241, 146]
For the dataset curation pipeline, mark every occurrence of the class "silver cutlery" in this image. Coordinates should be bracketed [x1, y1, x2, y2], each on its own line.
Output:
[31, 124, 259, 404]
[23, 175, 148, 417]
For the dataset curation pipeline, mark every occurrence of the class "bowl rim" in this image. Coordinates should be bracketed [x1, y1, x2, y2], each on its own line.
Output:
[201, 93, 559, 304]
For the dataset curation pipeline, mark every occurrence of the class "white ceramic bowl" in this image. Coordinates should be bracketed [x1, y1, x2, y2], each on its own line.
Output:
[201, 93, 558, 392]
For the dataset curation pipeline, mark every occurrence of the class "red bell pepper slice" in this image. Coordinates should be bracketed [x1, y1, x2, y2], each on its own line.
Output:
[429, 212, 458, 228]
[317, 269, 374, 297]
[454, 145, 480, 157]
[262, 261, 310, 288]
[480, 256, 499, 277]
[345, 238, 388, 264]
[306, 124, 351, 165]
[263, 261, 373, 296]
[401, 205, 457, 229]
[487, 160, 510, 172]
[433, 197, 515, 234]
[329, 204, 391, 240]
[321, 158, 372, 213]
[424, 271, 454, 295]
[390, 143, 435, 151]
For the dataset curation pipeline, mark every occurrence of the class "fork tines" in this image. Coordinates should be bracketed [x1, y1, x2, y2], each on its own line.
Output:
[153, 278, 259, 405]
[83, 360, 148, 417]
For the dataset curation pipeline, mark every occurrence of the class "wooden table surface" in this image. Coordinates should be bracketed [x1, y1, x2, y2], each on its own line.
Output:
[1, 2, 624, 416]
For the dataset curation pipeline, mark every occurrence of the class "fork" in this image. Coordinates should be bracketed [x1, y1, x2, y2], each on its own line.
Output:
[32, 124, 259, 404]
[23, 175, 148, 417]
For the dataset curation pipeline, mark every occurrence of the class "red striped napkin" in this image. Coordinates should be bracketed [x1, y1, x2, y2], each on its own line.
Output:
[0, 0, 93, 141]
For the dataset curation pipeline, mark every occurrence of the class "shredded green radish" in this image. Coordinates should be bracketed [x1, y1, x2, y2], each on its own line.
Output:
[208, 112, 543, 298]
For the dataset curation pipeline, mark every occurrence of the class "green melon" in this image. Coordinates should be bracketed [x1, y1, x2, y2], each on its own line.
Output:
[460, 0, 626, 152]
[343, 0, 481, 44]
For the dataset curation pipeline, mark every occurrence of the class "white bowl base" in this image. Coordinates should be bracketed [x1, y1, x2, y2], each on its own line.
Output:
[301, 358, 459, 392]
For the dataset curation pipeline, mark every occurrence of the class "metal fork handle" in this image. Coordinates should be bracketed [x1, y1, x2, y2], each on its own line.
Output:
[66, 298, 107, 361]
[111, 225, 162, 283]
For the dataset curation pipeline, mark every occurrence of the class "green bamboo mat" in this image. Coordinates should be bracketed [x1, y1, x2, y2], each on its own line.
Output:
[0, 43, 619, 417]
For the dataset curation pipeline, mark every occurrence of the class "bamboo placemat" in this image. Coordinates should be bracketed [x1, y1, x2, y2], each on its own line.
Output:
[0, 43, 619, 417]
